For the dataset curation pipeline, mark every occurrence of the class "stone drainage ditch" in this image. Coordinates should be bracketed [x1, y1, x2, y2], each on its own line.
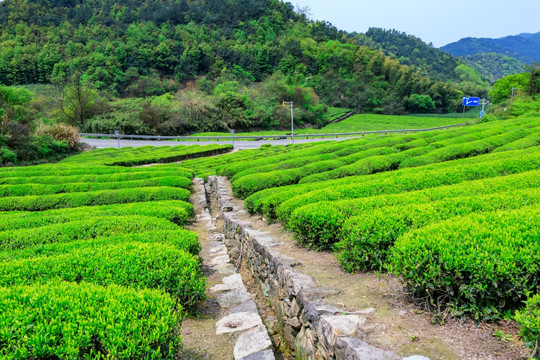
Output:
[180, 178, 275, 360]
[183, 176, 525, 360]
[199, 176, 431, 360]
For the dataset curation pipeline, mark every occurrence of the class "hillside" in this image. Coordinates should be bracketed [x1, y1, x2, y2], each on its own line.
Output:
[441, 31, 540, 65]
[361, 28, 463, 82]
[459, 52, 528, 82]
[0, 0, 485, 117]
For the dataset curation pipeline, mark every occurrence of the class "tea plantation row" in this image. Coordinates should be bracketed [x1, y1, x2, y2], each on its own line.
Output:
[185, 116, 539, 353]
[0, 145, 230, 358]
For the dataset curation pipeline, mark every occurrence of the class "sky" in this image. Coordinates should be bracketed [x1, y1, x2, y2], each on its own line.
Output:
[295, 0, 540, 47]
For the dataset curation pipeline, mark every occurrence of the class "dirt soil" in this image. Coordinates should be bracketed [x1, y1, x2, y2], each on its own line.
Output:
[221, 177, 530, 360]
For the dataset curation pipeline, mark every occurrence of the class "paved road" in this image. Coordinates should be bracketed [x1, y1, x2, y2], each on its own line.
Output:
[82, 136, 353, 150]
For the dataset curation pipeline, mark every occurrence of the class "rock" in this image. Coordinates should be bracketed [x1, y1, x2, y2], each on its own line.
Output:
[222, 205, 234, 212]
[215, 263, 237, 275]
[290, 298, 301, 318]
[210, 274, 245, 293]
[210, 254, 231, 266]
[230, 299, 259, 315]
[335, 337, 400, 360]
[234, 325, 273, 359]
[216, 312, 263, 335]
[283, 324, 299, 351]
[216, 287, 252, 309]
[278, 267, 317, 297]
[209, 246, 228, 256]
[352, 308, 376, 315]
[264, 316, 278, 336]
[403, 356, 431, 360]
[297, 288, 340, 305]
[286, 317, 302, 330]
[303, 302, 343, 328]
[296, 327, 316, 359]
[223, 273, 244, 286]
[238, 350, 275, 360]
[318, 315, 367, 348]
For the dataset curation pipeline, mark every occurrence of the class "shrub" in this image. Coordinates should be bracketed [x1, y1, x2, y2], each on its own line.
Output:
[336, 190, 537, 271]
[0, 229, 201, 261]
[0, 215, 180, 250]
[0, 281, 182, 359]
[105, 145, 232, 166]
[275, 150, 540, 222]
[0, 147, 17, 165]
[0, 168, 194, 185]
[232, 158, 346, 198]
[0, 176, 192, 197]
[0, 242, 205, 307]
[287, 170, 539, 253]
[36, 122, 81, 149]
[390, 207, 540, 319]
[0, 200, 194, 231]
[515, 293, 540, 359]
[0, 186, 190, 212]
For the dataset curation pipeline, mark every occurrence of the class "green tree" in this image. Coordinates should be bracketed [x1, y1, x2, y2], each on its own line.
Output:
[489, 73, 529, 104]
[60, 80, 99, 128]
[404, 94, 436, 113]
[526, 63, 540, 96]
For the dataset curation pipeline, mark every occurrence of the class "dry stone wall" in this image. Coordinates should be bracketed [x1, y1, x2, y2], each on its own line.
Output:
[207, 176, 428, 360]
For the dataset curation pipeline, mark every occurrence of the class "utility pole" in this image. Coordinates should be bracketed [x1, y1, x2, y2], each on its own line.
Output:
[510, 87, 518, 104]
[480, 99, 486, 119]
[115, 130, 120, 149]
[282, 101, 294, 144]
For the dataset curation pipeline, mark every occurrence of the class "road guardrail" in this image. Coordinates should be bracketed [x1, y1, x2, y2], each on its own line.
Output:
[79, 123, 467, 141]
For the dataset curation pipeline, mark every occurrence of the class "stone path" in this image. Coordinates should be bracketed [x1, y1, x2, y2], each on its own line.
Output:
[179, 179, 275, 360]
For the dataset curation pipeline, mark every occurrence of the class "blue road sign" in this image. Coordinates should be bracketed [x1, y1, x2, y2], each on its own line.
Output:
[480, 111, 485, 118]
[463, 97, 480, 106]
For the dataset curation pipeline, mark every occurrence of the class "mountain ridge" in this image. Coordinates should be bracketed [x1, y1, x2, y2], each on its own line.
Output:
[441, 31, 540, 65]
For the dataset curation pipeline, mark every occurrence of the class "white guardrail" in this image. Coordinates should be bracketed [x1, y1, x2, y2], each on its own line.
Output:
[79, 123, 467, 141]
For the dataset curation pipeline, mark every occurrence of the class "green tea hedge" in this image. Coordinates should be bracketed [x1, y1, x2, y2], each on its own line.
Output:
[275, 150, 539, 222]
[0, 186, 190, 211]
[0, 176, 192, 197]
[515, 293, 540, 358]
[0, 200, 194, 231]
[0, 229, 201, 261]
[0, 281, 182, 359]
[336, 190, 537, 271]
[106, 144, 232, 166]
[391, 207, 540, 318]
[0, 215, 180, 250]
[0, 168, 194, 185]
[0, 242, 205, 307]
[287, 171, 538, 253]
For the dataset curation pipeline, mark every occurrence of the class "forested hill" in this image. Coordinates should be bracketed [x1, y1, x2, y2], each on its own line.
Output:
[0, 0, 487, 117]
[459, 53, 528, 83]
[360, 28, 463, 82]
[441, 32, 540, 65]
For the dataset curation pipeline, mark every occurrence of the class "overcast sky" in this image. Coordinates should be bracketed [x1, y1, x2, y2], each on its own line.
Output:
[295, 0, 540, 47]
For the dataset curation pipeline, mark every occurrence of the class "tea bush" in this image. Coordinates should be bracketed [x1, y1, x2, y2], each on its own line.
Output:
[391, 207, 540, 318]
[0, 281, 182, 359]
[0, 242, 205, 308]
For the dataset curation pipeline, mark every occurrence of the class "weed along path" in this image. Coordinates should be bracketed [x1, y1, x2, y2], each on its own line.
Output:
[193, 176, 529, 360]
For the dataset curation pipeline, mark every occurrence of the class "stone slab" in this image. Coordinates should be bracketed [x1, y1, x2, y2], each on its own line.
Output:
[216, 311, 263, 335]
[234, 325, 272, 359]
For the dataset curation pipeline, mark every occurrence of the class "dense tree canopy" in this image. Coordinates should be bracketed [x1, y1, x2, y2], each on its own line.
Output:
[0, 0, 494, 142]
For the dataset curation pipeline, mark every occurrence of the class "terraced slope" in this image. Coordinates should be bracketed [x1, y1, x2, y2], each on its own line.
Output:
[184, 115, 539, 351]
[0, 145, 225, 358]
